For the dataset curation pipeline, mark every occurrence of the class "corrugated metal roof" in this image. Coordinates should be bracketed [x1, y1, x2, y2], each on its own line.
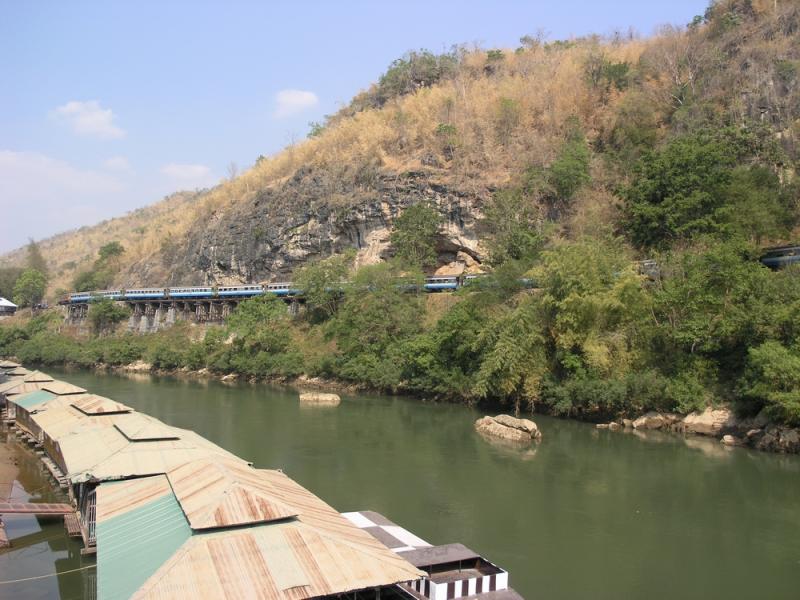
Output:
[96, 476, 193, 600]
[5, 367, 29, 376]
[61, 425, 247, 483]
[72, 394, 132, 415]
[114, 413, 179, 441]
[167, 457, 299, 530]
[121, 468, 423, 600]
[131, 515, 423, 599]
[0, 378, 25, 394]
[22, 370, 54, 383]
[12, 389, 56, 410]
[42, 381, 87, 395]
[4, 381, 52, 398]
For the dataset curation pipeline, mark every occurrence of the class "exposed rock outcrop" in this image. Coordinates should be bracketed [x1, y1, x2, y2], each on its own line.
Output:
[299, 392, 341, 406]
[475, 414, 542, 444]
[610, 406, 800, 454]
[176, 169, 486, 284]
[683, 407, 737, 436]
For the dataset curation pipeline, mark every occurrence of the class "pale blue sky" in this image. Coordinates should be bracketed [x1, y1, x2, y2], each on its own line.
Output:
[0, 0, 709, 253]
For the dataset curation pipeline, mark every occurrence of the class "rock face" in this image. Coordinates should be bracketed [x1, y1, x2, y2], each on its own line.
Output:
[683, 407, 735, 436]
[475, 414, 542, 443]
[173, 169, 485, 284]
[299, 392, 341, 407]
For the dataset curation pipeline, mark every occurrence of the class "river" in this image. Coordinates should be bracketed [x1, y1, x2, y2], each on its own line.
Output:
[2, 368, 800, 599]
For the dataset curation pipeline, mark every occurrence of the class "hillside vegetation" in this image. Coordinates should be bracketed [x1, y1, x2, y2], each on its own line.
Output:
[3, 0, 800, 426]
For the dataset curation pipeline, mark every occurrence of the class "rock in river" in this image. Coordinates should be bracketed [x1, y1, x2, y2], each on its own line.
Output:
[299, 392, 341, 407]
[475, 414, 542, 443]
[632, 412, 666, 430]
[683, 407, 735, 436]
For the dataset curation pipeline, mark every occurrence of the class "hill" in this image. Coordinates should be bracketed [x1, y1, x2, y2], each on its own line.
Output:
[2, 0, 798, 297]
[3, 0, 800, 437]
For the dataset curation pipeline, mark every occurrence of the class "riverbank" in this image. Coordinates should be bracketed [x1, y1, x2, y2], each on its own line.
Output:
[36, 358, 800, 456]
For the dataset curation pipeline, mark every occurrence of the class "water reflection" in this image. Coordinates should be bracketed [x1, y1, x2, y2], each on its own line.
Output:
[36, 368, 800, 600]
[0, 431, 93, 600]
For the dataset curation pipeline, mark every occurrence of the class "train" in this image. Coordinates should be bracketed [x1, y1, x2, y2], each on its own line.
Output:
[759, 245, 800, 270]
[60, 275, 500, 304]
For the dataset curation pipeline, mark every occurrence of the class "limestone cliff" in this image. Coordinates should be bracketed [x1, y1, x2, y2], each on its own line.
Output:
[164, 169, 487, 284]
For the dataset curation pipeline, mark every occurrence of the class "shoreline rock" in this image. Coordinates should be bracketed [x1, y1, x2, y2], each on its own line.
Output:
[475, 414, 542, 444]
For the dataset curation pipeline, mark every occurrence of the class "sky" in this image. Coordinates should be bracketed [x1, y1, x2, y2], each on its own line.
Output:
[0, 0, 709, 254]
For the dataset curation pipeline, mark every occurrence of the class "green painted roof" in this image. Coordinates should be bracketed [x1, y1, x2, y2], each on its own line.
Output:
[13, 390, 56, 409]
[96, 482, 192, 600]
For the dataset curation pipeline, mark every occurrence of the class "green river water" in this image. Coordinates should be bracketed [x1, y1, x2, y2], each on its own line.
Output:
[2, 367, 800, 599]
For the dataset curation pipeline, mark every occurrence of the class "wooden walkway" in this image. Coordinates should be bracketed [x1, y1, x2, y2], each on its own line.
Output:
[0, 502, 74, 515]
[64, 512, 82, 537]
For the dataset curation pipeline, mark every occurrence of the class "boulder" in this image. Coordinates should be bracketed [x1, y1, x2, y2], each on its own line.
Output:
[475, 415, 541, 443]
[596, 423, 610, 429]
[778, 428, 800, 453]
[633, 412, 666, 430]
[126, 360, 152, 373]
[493, 414, 540, 437]
[683, 407, 735, 436]
[299, 392, 341, 407]
[622, 419, 634, 429]
[608, 422, 622, 431]
[721, 434, 744, 447]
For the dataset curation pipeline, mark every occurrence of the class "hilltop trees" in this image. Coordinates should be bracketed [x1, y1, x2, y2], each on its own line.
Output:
[73, 242, 126, 292]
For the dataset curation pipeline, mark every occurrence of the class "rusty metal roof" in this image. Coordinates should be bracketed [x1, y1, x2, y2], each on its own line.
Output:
[61, 425, 248, 483]
[114, 413, 179, 441]
[4, 366, 29, 376]
[22, 370, 54, 383]
[4, 381, 52, 398]
[118, 468, 423, 600]
[42, 381, 87, 395]
[71, 394, 132, 415]
[166, 457, 299, 530]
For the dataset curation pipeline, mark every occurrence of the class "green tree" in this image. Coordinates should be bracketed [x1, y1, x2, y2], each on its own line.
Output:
[722, 166, 795, 244]
[293, 250, 355, 320]
[390, 203, 442, 269]
[376, 50, 458, 105]
[482, 189, 545, 266]
[225, 296, 304, 377]
[476, 238, 648, 413]
[740, 341, 800, 425]
[98, 241, 125, 261]
[621, 128, 788, 249]
[328, 262, 424, 387]
[26, 239, 48, 277]
[546, 127, 591, 204]
[12, 268, 47, 307]
[73, 270, 100, 293]
[89, 298, 131, 334]
[0, 267, 23, 299]
[72, 241, 126, 292]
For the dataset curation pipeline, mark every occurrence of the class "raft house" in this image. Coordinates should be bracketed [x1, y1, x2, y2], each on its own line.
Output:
[0, 297, 17, 317]
[1, 366, 522, 599]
